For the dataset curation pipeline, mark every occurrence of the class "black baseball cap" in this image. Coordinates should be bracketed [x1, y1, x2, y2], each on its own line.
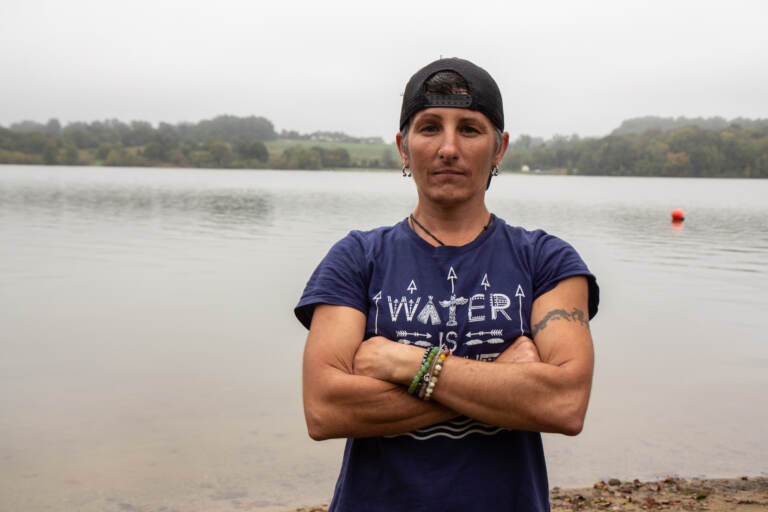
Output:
[399, 58, 504, 132]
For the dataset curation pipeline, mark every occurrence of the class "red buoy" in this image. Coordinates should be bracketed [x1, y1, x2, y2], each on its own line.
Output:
[671, 208, 685, 222]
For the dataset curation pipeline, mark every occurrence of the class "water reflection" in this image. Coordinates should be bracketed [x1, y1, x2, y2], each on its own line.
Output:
[2, 182, 274, 228]
[1, 166, 767, 511]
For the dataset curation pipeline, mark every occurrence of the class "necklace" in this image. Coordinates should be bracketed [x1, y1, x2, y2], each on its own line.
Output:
[409, 213, 493, 247]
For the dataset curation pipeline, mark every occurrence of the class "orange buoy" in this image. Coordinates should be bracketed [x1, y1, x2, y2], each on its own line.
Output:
[671, 208, 685, 222]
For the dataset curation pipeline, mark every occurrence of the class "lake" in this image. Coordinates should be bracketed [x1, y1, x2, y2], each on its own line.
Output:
[1, 165, 766, 511]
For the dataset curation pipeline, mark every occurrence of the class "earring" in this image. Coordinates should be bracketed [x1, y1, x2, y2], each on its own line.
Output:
[402, 164, 411, 177]
[491, 165, 499, 177]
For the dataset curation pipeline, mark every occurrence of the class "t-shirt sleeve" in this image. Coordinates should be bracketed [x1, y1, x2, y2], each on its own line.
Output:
[531, 231, 600, 319]
[294, 232, 370, 330]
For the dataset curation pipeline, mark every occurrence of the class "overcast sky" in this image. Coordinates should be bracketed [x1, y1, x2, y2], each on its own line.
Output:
[1, 0, 767, 141]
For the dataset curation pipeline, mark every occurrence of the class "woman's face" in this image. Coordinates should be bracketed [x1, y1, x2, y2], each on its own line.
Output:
[398, 107, 508, 207]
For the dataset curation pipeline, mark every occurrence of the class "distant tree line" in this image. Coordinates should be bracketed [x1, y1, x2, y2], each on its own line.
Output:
[279, 129, 385, 145]
[611, 115, 768, 136]
[0, 115, 385, 169]
[502, 117, 768, 178]
[3, 115, 768, 177]
[271, 146, 351, 170]
[0, 115, 277, 168]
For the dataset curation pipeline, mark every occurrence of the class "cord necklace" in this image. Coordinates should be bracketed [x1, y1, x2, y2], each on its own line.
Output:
[409, 213, 493, 247]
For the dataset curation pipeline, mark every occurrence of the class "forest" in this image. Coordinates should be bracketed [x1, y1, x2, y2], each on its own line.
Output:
[0, 115, 393, 170]
[502, 116, 768, 178]
[1, 115, 767, 177]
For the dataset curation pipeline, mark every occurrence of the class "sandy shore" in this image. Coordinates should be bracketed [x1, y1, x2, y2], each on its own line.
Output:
[289, 476, 768, 511]
[549, 476, 768, 511]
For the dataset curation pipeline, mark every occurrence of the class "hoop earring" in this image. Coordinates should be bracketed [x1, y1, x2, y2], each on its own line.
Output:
[402, 165, 411, 177]
[491, 165, 499, 177]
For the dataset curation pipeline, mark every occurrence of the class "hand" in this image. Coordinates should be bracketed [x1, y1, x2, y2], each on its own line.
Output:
[495, 335, 541, 364]
[353, 336, 398, 381]
[354, 336, 425, 385]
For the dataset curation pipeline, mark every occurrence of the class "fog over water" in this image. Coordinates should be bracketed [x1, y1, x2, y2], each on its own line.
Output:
[1, 166, 767, 511]
[2, 0, 768, 140]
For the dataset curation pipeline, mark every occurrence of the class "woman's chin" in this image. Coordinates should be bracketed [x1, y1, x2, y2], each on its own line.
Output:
[418, 180, 484, 204]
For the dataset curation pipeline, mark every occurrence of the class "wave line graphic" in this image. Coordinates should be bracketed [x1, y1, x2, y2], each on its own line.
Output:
[385, 418, 506, 440]
[394, 426, 506, 441]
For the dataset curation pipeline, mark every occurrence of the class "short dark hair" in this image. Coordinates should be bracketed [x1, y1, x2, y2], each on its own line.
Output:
[422, 70, 469, 96]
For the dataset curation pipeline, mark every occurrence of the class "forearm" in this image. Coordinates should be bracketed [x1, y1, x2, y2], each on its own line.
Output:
[304, 368, 457, 440]
[365, 334, 592, 435]
[412, 358, 590, 435]
[360, 277, 595, 435]
[302, 304, 456, 440]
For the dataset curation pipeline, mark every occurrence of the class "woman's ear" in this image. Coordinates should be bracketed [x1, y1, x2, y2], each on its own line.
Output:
[494, 131, 510, 167]
[396, 132, 409, 168]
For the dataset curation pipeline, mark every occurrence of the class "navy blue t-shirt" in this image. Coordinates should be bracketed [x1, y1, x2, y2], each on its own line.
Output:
[295, 216, 599, 512]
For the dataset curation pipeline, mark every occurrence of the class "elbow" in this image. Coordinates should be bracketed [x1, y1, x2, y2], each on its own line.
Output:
[561, 396, 589, 436]
[304, 399, 346, 440]
[559, 413, 584, 436]
[537, 407, 583, 436]
[553, 372, 592, 436]
[544, 405, 584, 436]
[305, 406, 333, 441]
[550, 387, 589, 436]
[307, 424, 331, 441]
[518, 401, 585, 436]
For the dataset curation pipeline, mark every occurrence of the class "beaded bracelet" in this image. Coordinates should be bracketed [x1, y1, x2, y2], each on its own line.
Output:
[407, 346, 440, 395]
[417, 347, 441, 392]
[418, 346, 432, 367]
[416, 363, 433, 399]
[408, 348, 431, 395]
[417, 348, 443, 399]
[417, 346, 447, 400]
[424, 349, 450, 401]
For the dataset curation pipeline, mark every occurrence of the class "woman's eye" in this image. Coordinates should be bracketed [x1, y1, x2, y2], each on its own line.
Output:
[419, 124, 439, 133]
[460, 125, 480, 134]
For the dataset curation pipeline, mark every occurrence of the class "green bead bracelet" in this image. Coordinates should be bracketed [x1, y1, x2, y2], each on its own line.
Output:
[407, 346, 439, 394]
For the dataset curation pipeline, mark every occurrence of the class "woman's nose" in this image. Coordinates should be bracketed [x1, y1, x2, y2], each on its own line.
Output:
[437, 131, 458, 161]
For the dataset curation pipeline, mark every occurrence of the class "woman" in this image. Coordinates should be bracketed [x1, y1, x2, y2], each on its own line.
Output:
[295, 57, 599, 511]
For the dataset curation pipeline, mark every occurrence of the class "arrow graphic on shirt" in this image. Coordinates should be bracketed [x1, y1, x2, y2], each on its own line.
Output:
[447, 266, 457, 294]
[372, 291, 382, 334]
[466, 329, 503, 338]
[515, 284, 525, 335]
[395, 331, 432, 339]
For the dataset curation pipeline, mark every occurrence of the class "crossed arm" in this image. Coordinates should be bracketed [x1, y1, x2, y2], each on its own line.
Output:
[302, 275, 594, 440]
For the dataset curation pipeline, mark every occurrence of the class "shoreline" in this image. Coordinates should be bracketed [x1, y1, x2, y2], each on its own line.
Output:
[288, 476, 768, 511]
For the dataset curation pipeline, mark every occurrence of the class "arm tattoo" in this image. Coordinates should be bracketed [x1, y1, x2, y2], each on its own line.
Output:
[531, 307, 590, 338]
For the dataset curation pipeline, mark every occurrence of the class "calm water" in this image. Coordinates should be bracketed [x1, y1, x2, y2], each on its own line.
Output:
[1, 165, 767, 511]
